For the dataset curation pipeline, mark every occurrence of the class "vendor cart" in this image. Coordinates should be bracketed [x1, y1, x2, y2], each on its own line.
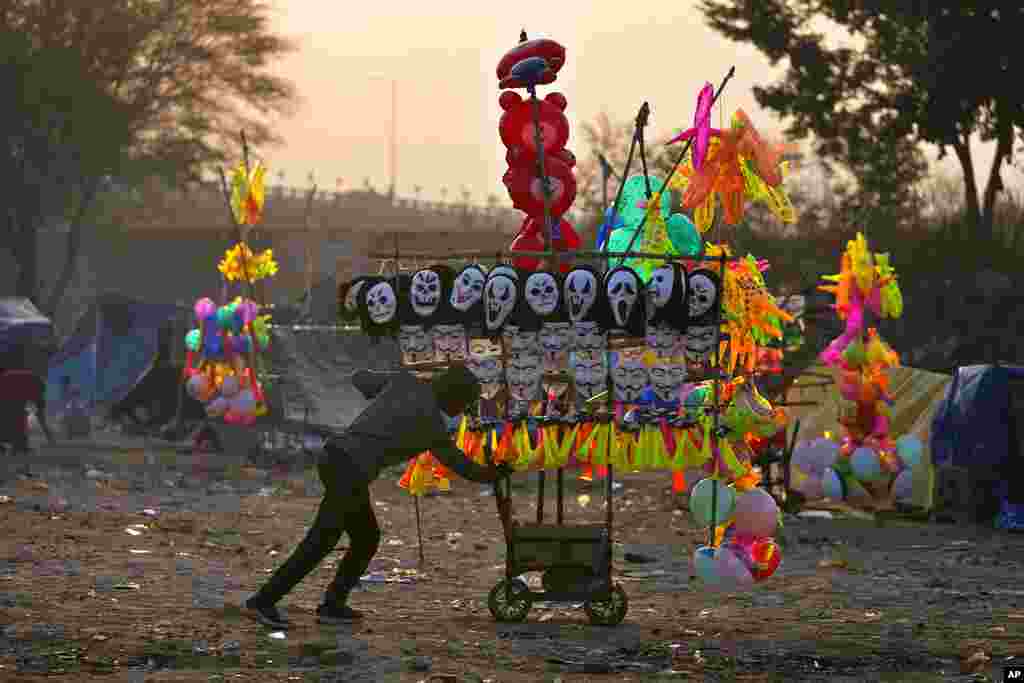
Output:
[484, 418, 628, 626]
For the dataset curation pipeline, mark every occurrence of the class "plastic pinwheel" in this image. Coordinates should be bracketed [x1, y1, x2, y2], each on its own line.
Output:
[230, 160, 267, 226]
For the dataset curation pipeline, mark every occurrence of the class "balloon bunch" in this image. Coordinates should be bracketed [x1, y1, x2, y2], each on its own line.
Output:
[184, 296, 271, 425]
[668, 109, 796, 234]
[497, 32, 581, 273]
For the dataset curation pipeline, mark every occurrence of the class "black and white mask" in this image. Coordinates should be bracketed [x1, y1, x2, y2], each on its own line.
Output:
[506, 352, 542, 401]
[450, 265, 486, 312]
[489, 264, 519, 282]
[467, 352, 503, 399]
[410, 268, 443, 319]
[571, 320, 607, 352]
[687, 269, 720, 324]
[649, 358, 686, 404]
[610, 352, 649, 403]
[605, 266, 644, 333]
[646, 325, 681, 356]
[647, 264, 685, 321]
[398, 324, 433, 364]
[563, 266, 600, 323]
[432, 323, 467, 361]
[501, 323, 539, 355]
[483, 274, 518, 333]
[683, 325, 718, 363]
[570, 351, 607, 402]
[524, 271, 559, 318]
[539, 322, 571, 373]
[362, 279, 397, 326]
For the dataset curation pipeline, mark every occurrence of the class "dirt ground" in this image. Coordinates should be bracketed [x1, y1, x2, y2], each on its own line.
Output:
[0, 435, 1022, 682]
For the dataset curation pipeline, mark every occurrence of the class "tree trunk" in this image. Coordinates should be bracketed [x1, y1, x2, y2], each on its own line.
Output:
[980, 102, 1013, 248]
[43, 178, 99, 319]
[10, 211, 39, 304]
[952, 137, 985, 240]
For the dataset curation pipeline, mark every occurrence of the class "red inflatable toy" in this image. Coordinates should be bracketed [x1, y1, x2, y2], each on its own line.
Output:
[509, 216, 580, 272]
[496, 37, 566, 90]
[502, 152, 577, 218]
[499, 91, 570, 162]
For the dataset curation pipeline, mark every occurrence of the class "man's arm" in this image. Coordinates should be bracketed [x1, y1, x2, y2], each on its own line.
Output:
[34, 403, 55, 444]
[430, 439, 496, 484]
[351, 370, 390, 400]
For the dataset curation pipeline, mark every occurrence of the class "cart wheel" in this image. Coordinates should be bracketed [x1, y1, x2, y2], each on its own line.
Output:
[487, 578, 531, 623]
[584, 583, 628, 626]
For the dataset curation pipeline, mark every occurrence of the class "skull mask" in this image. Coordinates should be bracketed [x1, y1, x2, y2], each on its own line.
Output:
[398, 324, 433, 363]
[363, 280, 397, 326]
[432, 323, 467, 361]
[610, 352, 649, 403]
[570, 351, 607, 401]
[409, 269, 442, 319]
[450, 265, 486, 312]
[646, 264, 676, 322]
[683, 325, 718, 363]
[483, 274, 517, 333]
[605, 266, 642, 330]
[563, 267, 599, 323]
[649, 359, 687, 404]
[506, 352, 542, 401]
[571, 321, 607, 352]
[524, 272, 559, 317]
[687, 269, 720, 322]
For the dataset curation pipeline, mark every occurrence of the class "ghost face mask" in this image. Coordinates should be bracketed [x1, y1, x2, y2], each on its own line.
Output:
[360, 279, 398, 327]
[687, 269, 720, 324]
[483, 274, 518, 333]
[563, 266, 600, 323]
[489, 264, 519, 282]
[570, 351, 607, 401]
[605, 266, 643, 331]
[506, 352, 542, 401]
[647, 263, 687, 328]
[610, 352, 649, 403]
[450, 265, 486, 312]
[571, 320, 607, 352]
[409, 268, 443, 320]
[432, 323, 467, 361]
[649, 359, 686, 404]
[524, 271, 560, 318]
[398, 324, 433, 363]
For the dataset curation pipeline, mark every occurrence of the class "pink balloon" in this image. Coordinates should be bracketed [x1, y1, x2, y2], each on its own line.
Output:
[713, 546, 754, 589]
[194, 297, 216, 321]
[732, 488, 779, 538]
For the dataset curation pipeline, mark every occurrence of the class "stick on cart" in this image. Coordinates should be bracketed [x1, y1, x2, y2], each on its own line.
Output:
[484, 417, 628, 626]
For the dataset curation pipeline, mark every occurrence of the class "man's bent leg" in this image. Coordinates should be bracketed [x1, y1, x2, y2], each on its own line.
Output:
[253, 464, 347, 605]
[324, 485, 381, 607]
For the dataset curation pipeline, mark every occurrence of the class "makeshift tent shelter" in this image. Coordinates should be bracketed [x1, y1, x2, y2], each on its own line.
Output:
[930, 364, 1024, 522]
[46, 294, 188, 414]
[781, 362, 950, 511]
[0, 298, 55, 365]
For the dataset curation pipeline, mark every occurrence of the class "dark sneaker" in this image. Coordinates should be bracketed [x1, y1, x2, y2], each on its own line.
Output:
[244, 597, 289, 629]
[316, 603, 364, 624]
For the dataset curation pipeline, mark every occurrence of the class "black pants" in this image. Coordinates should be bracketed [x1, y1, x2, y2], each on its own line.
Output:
[255, 461, 381, 606]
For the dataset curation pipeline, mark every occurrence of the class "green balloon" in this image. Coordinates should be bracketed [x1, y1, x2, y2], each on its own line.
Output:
[216, 306, 234, 329]
[615, 175, 670, 229]
[185, 329, 201, 352]
[689, 478, 736, 527]
[667, 213, 702, 257]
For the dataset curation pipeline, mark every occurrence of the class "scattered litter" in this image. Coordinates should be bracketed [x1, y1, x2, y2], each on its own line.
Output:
[577, 494, 591, 508]
[0, 496, 11, 504]
[268, 550, 279, 557]
[124, 528, 142, 537]
[30, 481, 48, 491]
[112, 582, 140, 591]
[91, 634, 108, 641]
[140, 509, 158, 517]
[361, 568, 422, 584]
[819, 558, 849, 569]
[798, 510, 833, 519]
[129, 524, 147, 529]
[385, 539, 405, 546]
[268, 631, 286, 640]
[128, 549, 151, 555]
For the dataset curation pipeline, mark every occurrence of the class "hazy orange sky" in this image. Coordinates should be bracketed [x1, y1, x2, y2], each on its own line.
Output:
[265, 0, 1018, 206]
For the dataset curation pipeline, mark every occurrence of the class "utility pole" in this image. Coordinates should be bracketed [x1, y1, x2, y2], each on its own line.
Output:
[389, 79, 397, 200]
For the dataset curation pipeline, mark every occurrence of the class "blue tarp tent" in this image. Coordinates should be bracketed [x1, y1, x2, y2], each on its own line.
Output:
[46, 294, 186, 412]
[0, 298, 54, 357]
[931, 364, 1024, 504]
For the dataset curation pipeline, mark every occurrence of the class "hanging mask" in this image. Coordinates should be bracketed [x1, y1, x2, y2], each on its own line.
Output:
[687, 268, 721, 326]
[646, 262, 688, 330]
[683, 325, 718, 364]
[397, 324, 434, 364]
[571, 320, 607, 353]
[357, 276, 402, 336]
[483, 273, 518, 335]
[409, 267, 444, 322]
[610, 350, 650, 403]
[506, 351, 542, 402]
[501, 323, 540, 355]
[649, 357, 687, 405]
[488, 264, 519, 282]
[432, 323, 467, 362]
[646, 325, 681, 357]
[604, 265, 645, 335]
[563, 265, 604, 324]
[539, 322, 571, 373]
[449, 264, 486, 320]
[339, 277, 369, 323]
[467, 351, 504, 400]
[523, 271, 562, 320]
[570, 350, 608, 402]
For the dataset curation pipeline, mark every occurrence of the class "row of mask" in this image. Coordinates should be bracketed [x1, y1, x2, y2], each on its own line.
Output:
[339, 261, 723, 365]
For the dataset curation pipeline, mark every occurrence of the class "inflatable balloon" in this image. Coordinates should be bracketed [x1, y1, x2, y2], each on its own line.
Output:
[693, 546, 720, 585]
[822, 467, 845, 500]
[895, 434, 923, 469]
[233, 389, 257, 416]
[509, 216, 580, 272]
[714, 546, 754, 589]
[185, 329, 201, 352]
[498, 91, 570, 161]
[689, 478, 736, 527]
[732, 488, 779, 538]
[206, 397, 229, 417]
[666, 213, 702, 257]
[187, 374, 213, 402]
[496, 36, 566, 90]
[502, 153, 577, 218]
[850, 446, 882, 481]
[892, 468, 914, 502]
[747, 537, 781, 581]
[216, 306, 235, 330]
[220, 375, 240, 398]
[194, 297, 216, 321]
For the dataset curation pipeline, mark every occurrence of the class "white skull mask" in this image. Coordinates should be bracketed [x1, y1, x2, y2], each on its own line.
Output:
[539, 322, 570, 373]
[645, 323, 680, 355]
[450, 266, 485, 311]
[484, 275, 517, 331]
[410, 269, 442, 318]
[365, 281, 397, 325]
[501, 323, 539, 355]
[570, 351, 607, 400]
[684, 325, 718, 363]
[564, 269, 598, 322]
[610, 354, 649, 403]
[344, 280, 366, 314]
[571, 321, 607, 352]
[606, 269, 640, 328]
[524, 272, 559, 317]
[688, 272, 718, 319]
[432, 324, 467, 361]
[489, 265, 518, 282]
[397, 324, 432, 362]
[646, 265, 676, 321]
[649, 360, 687, 403]
[506, 352, 542, 401]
